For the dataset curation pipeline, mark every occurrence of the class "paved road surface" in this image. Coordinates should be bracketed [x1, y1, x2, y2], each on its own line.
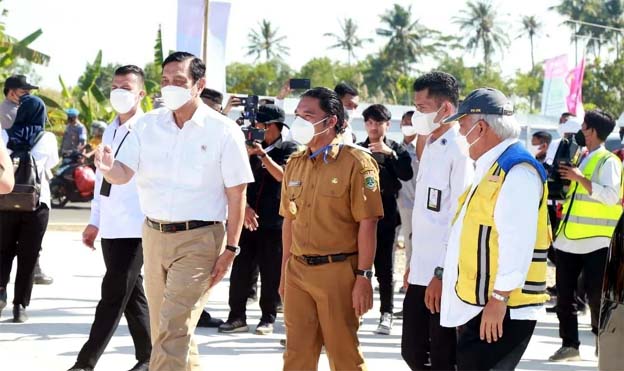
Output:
[49, 202, 91, 230]
[0, 231, 598, 371]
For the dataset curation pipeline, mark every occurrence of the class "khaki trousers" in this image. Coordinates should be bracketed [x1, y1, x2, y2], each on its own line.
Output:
[283, 255, 367, 371]
[142, 222, 225, 371]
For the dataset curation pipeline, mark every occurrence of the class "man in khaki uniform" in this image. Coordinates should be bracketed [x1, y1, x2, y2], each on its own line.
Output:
[279, 87, 384, 370]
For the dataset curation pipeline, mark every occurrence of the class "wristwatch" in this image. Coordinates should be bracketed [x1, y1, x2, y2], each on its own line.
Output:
[225, 245, 241, 256]
[491, 292, 509, 303]
[434, 266, 444, 280]
[355, 269, 373, 279]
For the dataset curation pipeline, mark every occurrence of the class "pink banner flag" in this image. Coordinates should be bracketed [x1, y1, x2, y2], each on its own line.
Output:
[566, 57, 585, 117]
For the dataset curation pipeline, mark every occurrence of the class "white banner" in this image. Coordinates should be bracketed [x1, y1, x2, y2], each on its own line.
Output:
[176, 0, 231, 93]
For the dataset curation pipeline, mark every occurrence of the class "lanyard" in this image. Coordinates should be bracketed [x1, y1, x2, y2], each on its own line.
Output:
[111, 126, 130, 157]
[309, 144, 342, 164]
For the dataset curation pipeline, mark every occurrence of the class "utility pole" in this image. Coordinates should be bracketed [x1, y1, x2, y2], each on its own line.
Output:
[202, 0, 210, 63]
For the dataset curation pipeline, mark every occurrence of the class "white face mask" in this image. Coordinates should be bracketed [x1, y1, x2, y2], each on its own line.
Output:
[290, 116, 328, 145]
[401, 125, 419, 137]
[110, 89, 137, 114]
[161, 85, 193, 111]
[529, 144, 542, 157]
[454, 122, 481, 158]
[345, 109, 355, 125]
[411, 106, 443, 135]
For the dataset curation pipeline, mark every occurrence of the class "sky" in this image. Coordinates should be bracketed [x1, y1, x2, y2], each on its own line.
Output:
[6, 0, 575, 91]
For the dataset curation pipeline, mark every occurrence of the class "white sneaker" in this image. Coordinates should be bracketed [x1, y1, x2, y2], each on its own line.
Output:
[375, 312, 393, 335]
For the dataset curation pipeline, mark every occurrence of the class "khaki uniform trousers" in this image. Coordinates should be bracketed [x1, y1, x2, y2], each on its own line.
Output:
[142, 222, 225, 371]
[283, 254, 367, 371]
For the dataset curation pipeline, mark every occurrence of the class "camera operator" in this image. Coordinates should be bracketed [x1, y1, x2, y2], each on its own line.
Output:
[549, 109, 624, 362]
[219, 104, 298, 335]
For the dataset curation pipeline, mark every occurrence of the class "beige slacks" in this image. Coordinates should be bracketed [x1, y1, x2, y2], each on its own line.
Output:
[142, 222, 225, 371]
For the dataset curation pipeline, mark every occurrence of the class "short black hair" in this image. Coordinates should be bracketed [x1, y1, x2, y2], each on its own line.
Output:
[584, 109, 616, 141]
[162, 51, 206, 83]
[334, 82, 358, 98]
[200, 88, 223, 105]
[413, 71, 460, 107]
[114, 65, 145, 85]
[301, 87, 345, 134]
[362, 104, 391, 122]
[532, 131, 552, 145]
[402, 110, 415, 120]
[561, 112, 575, 120]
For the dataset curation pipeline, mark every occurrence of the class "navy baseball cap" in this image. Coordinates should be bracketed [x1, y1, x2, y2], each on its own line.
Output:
[5, 75, 38, 90]
[444, 88, 514, 123]
[256, 104, 285, 124]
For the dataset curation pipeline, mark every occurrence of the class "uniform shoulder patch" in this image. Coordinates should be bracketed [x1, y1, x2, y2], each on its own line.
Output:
[363, 170, 378, 191]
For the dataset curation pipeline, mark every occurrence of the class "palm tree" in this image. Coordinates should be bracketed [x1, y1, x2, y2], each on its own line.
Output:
[246, 19, 289, 62]
[519, 15, 542, 70]
[324, 18, 372, 65]
[453, 0, 509, 71]
[550, 0, 621, 59]
[376, 4, 436, 76]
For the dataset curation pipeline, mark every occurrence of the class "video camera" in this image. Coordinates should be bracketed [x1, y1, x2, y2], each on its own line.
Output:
[546, 136, 583, 200]
[239, 95, 259, 124]
[241, 125, 266, 146]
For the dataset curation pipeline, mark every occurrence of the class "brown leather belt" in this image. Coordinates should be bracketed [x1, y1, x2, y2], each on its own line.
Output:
[146, 218, 221, 233]
[296, 252, 358, 266]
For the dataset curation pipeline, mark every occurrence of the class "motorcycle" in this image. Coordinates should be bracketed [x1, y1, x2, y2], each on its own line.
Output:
[49, 151, 96, 208]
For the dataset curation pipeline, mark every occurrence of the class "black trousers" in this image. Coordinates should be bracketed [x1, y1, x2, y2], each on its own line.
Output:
[401, 284, 456, 370]
[0, 205, 49, 307]
[375, 221, 396, 314]
[76, 238, 151, 368]
[457, 310, 536, 370]
[555, 247, 608, 348]
[228, 228, 282, 323]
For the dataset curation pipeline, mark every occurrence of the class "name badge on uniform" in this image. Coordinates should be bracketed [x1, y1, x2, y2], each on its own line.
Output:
[427, 187, 442, 212]
[288, 180, 302, 187]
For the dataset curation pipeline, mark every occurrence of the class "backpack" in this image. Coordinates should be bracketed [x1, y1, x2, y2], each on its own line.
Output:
[0, 132, 45, 212]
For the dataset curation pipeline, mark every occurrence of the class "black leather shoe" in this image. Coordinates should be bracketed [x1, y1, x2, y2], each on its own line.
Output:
[128, 360, 149, 371]
[197, 310, 224, 328]
[67, 364, 94, 371]
[13, 305, 27, 323]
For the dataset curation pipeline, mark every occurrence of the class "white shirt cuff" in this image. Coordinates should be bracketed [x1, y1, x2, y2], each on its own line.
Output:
[493, 272, 525, 292]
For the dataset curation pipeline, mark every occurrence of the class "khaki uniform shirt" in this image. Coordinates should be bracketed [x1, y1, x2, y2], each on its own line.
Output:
[280, 138, 384, 256]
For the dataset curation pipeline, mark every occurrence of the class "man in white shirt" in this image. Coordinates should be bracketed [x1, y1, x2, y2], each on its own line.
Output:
[549, 109, 623, 362]
[68, 65, 151, 371]
[397, 111, 417, 288]
[440, 88, 550, 370]
[401, 72, 474, 370]
[95, 52, 254, 371]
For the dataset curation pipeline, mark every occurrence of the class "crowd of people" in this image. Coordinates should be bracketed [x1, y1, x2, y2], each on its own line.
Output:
[0, 50, 622, 371]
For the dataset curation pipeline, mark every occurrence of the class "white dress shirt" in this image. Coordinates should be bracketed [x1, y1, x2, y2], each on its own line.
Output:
[2, 130, 59, 208]
[397, 141, 419, 210]
[554, 145, 622, 254]
[88, 112, 144, 238]
[409, 126, 474, 286]
[441, 138, 544, 328]
[116, 104, 254, 222]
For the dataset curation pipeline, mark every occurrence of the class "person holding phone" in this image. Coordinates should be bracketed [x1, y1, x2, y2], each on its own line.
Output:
[549, 110, 623, 362]
[69, 65, 150, 371]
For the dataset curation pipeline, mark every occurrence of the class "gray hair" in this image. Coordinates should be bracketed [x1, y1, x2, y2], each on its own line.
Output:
[470, 114, 520, 140]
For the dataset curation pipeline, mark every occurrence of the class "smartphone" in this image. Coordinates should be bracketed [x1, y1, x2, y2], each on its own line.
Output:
[289, 79, 311, 90]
